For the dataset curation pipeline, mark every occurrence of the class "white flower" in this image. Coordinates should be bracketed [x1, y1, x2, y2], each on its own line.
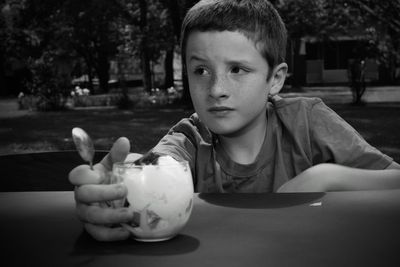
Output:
[82, 88, 90, 95]
[167, 87, 176, 94]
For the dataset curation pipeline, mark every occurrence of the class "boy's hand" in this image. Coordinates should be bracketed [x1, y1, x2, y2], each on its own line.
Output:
[68, 137, 141, 242]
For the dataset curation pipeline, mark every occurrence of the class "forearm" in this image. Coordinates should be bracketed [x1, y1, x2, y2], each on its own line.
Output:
[278, 163, 400, 193]
[328, 164, 400, 191]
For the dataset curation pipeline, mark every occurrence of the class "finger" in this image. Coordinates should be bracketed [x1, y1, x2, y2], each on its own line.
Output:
[75, 183, 127, 203]
[101, 137, 130, 170]
[125, 153, 143, 162]
[77, 203, 133, 224]
[69, 164, 107, 185]
[84, 223, 131, 242]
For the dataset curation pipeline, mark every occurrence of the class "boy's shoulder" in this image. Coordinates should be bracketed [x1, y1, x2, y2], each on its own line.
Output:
[174, 113, 203, 128]
[169, 113, 213, 143]
[272, 96, 324, 110]
[269, 96, 329, 124]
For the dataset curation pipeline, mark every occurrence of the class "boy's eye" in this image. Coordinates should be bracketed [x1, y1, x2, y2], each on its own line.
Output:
[194, 67, 210, 76]
[231, 66, 248, 74]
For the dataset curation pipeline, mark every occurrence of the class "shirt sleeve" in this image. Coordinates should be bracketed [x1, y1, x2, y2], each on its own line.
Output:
[151, 114, 215, 192]
[151, 131, 196, 164]
[310, 100, 393, 169]
[151, 116, 202, 176]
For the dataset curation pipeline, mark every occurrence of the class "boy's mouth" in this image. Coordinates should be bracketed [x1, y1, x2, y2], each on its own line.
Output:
[208, 106, 234, 114]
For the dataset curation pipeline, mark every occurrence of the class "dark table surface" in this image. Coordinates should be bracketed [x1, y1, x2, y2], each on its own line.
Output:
[1, 191, 400, 267]
[0, 151, 109, 192]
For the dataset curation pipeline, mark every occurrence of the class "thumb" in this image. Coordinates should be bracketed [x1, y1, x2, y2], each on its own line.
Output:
[100, 137, 130, 170]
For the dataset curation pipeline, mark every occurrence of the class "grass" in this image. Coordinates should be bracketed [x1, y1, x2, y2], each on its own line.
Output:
[0, 106, 193, 155]
[0, 103, 399, 163]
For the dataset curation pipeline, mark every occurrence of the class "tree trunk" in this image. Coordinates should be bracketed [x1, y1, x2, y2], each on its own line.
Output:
[165, 0, 195, 107]
[389, 28, 399, 82]
[292, 38, 306, 87]
[87, 69, 93, 91]
[180, 69, 193, 109]
[139, 0, 152, 92]
[164, 48, 174, 89]
[179, 0, 198, 108]
[167, 0, 182, 40]
[82, 53, 94, 91]
[97, 55, 110, 93]
[141, 37, 152, 92]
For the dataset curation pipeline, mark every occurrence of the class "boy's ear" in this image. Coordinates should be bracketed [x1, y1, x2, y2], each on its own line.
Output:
[269, 63, 288, 96]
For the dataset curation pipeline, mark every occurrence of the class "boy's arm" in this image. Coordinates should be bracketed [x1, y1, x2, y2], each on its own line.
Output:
[386, 161, 400, 169]
[309, 100, 393, 170]
[277, 162, 400, 193]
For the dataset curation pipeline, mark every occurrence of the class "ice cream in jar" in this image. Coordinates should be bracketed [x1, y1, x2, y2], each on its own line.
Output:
[112, 153, 194, 242]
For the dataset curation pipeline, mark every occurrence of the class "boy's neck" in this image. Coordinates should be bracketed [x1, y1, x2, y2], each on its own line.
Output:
[217, 116, 267, 165]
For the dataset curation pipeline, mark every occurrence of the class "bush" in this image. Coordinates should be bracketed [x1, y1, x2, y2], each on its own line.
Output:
[18, 85, 184, 110]
[18, 94, 38, 110]
[25, 52, 71, 111]
[117, 94, 138, 109]
[138, 87, 182, 107]
[72, 94, 130, 107]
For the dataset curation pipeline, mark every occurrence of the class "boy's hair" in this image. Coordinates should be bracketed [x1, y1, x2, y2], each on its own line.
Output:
[181, 0, 287, 77]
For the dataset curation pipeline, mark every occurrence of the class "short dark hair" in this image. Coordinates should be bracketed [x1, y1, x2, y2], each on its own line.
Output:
[181, 0, 287, 74]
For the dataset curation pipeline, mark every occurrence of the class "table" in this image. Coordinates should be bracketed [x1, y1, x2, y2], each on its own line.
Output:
[0, 151, 108, 192]
[1, 191, 400, 266]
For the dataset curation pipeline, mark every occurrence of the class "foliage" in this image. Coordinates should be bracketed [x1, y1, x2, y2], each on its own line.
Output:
[117, 0, 176, 91]
[62, 0, 126, 93]
[344, 0, 400, 70]
[1, 0, 79, 106]
[1, 0, 126, 97]
[120, 0, 175, 62]
[278, 0, 326, 39]
[1, 0, 185, 100]
[25, 52, 70, 111]
[278, 0, 400, 74]
[72, 94, 129, 108]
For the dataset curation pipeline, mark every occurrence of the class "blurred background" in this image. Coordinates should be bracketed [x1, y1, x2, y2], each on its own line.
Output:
[0, 0, 399, 162]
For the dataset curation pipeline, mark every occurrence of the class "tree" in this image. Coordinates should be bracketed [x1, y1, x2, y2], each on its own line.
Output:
[117, 0, 173, 92]
[1, 0, 63, 96]
[0, 0, 80, 106]
[278, 0, 400, 85]
[163, 0, 181, 90]
[277, 0, 356, 86]
[62, 0, 125, 93]
[344, 0, 400, 82]
[164, 0, 198, 107]
[1, 0, 124, 97]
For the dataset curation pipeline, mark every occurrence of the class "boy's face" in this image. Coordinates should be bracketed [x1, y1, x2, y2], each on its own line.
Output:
[186, 30, 278, 136]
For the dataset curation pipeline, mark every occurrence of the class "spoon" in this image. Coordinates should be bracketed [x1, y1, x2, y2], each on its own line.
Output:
[72, 127, 95, 170]
[72, 127, 114, 208]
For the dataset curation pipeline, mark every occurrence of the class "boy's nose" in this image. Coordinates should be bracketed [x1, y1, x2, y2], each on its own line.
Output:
[209, 75, 229, 99]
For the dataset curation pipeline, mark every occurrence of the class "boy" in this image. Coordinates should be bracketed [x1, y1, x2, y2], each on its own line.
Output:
[69, 0, 400, 241]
